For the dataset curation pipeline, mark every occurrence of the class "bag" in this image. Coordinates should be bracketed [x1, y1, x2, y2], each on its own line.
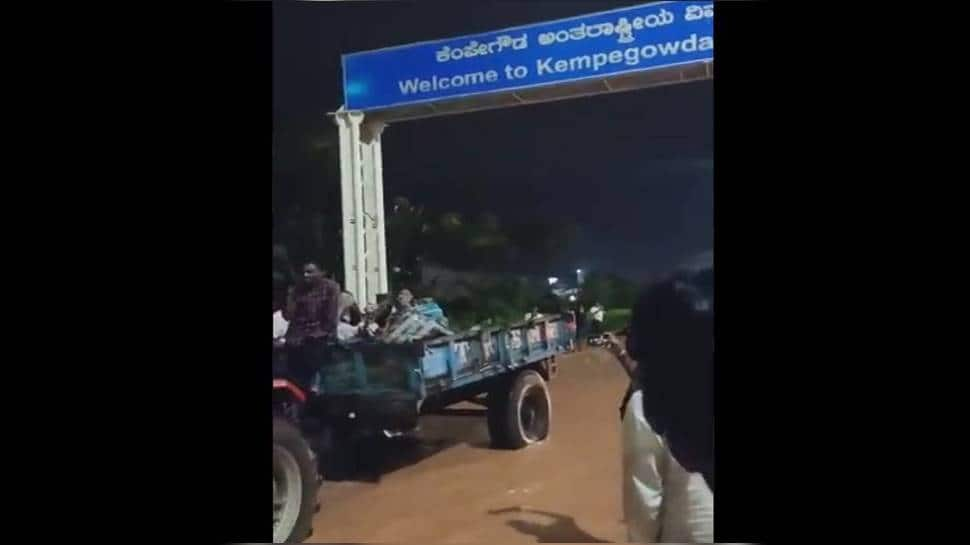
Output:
[414, 299, 447, 326]
[380, 299, 453, 344]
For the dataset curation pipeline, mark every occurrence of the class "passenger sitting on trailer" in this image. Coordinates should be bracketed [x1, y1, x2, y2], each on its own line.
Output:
[374, 289, 455, 343]
[273, 289, 289, 348]
[336, 291, 364, 342]
[360, 303, 381, 338]
[373, 288, 415, 329]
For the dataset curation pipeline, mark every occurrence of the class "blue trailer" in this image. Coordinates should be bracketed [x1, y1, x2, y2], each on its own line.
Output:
[272, 314, 573, 542]
[317, 314, 570, 440]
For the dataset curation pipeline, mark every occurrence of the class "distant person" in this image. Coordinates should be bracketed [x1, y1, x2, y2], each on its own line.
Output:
[524, 306, 544, 321]
[589, 301, 606, 334]
[601, 261, 713, 542]
[283, 262, 341, 387]
[575, 304, 587, 349]
[564, 310, 577, 351]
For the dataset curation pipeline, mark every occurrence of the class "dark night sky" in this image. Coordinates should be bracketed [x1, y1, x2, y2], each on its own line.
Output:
[273, 1, 712, 280]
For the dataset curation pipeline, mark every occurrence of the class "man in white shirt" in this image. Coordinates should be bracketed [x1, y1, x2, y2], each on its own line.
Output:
[605, 259, 715, 542]
[589, 302, 606, 334]
[273, 297, 289, 346]
[524, 306, 544, 321]
[337, 320, 359, 341]
[336, 291, 362, 342]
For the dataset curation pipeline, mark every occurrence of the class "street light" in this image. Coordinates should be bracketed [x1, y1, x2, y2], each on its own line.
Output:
[547, 276, 559, 286]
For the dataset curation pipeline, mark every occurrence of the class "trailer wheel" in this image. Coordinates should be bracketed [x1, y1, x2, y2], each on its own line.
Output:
[488, 370, 551, 449]
[273, 417, 319, 543]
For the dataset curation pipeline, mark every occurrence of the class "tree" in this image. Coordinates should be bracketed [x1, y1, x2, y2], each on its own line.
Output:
[272, 120, 342, 283]
[505, 220, 579, 273]
[462, 213, 513, 270]
[581, 271, 639, 308]
[386, 196, 426, 274]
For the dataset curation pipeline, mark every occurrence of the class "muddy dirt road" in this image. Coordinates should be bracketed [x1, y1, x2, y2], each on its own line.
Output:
[309, 347, 631, 543]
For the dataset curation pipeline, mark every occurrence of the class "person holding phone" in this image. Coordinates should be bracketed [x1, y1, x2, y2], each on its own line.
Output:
[601, 260, 713, 542]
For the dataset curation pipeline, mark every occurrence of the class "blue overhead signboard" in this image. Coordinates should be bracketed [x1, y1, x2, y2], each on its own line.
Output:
[342, 1, 713, 111]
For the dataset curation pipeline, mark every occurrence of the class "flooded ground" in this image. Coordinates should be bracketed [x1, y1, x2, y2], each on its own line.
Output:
[309, 347, 630, 543]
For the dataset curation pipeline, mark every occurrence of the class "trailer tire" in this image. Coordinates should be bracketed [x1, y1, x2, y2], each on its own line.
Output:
[273, 417, 319, 543]
[488, 370, 551, 449]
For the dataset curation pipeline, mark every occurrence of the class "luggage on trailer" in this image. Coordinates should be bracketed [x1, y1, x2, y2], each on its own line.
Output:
[380, 298, 453, 343]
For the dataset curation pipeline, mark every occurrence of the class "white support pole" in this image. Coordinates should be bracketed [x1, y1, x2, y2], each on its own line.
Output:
[362, 120, 389, 303]
[334, 109, 367, 303]
[372, 128, 389, 298]
[348, 112, 367, 304]
[361, 135, 377, 304]
[335, 110, 357, 300]
[334, 109, 390, 306]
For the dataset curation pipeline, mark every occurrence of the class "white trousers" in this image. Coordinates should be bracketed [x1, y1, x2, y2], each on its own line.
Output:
[622, 389, 714, 543]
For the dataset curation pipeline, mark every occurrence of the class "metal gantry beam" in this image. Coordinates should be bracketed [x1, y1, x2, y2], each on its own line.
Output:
[361, 61, 712, 125]
[331, 59, 713, 304]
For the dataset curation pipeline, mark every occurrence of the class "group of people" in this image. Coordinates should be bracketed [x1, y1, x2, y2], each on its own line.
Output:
[272, 261, 454, 387]
[274, 259, 713, 541]
[273, 262, 406, 384]
[554, 301, 606, 352]
[527, 301, 603, 327]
